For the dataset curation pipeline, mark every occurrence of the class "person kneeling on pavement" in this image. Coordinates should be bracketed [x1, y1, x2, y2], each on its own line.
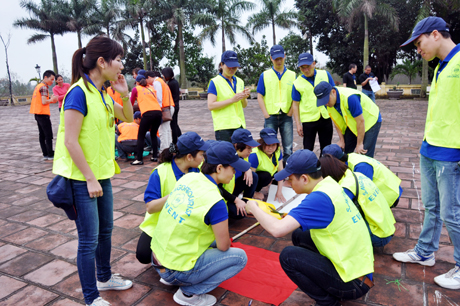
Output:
[115, 111, 154, 161]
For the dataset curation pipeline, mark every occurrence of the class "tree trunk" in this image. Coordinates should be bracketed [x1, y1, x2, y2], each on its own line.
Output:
[178, 22, 187, 88]
[77, 29, 82, 49]
[309, 28, 313, 56]
[146, 24, 153, 70]
[272, 19, 276, 45]
[222, 18, 226, 53]
[50, 33, 59, 74]
[139, 18, 147, 70]
[107, 25, 110, 37]
[363, 13, 369, 71]
[421, 59, 428, 98]
[1, 35, 14, 106]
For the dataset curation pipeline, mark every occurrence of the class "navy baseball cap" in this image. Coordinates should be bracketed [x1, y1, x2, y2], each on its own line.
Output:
[231, 129, 260, 147]
[274, 149, 321, 181]
[206, 141, 250, 172]
[270, 45, 285, 60]
[177, 132, 210, 154]
[138, 69, 146, 76]
[221, 51, 240, 68]
[401, 17, 449, 47]
[134, 111, 142, 119]
[298, 53, 314, 67]
[260, 128, 279, 145]
[135, 74, 146, 82]
[322, 144, 345, 159]
[314, 81, 333, 107]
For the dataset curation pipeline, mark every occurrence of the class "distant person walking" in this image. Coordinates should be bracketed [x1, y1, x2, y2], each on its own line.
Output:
[358, 65, 378, 102]
[343, 64, 357, 89]
[162, 67, 182, 144]
[52, 74, 70, 112]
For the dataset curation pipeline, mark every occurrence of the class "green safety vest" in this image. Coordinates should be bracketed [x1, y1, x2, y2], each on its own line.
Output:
[151, 172, 223, 271]
[250, 147, 281, 176]
[53, 78, 117, 181]
[210, 75, 246, 131]
[340, 169, 396, 238]
[310, 177, 374, 282]
[348, 153, 401, 207]
[139, 162, 178, 237]
[327, 87, 380, 136]
[292, 70, 330, 122]
[424, 51, 460, 149]
[263, 68, 296, 114]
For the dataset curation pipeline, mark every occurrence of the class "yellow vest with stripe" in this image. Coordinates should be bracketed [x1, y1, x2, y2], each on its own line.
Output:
[424, 51, 460, 148]
[348, 153, 401, 207]
[53, 78, 117, 181]
[339, 170, 396, 238]
[251, 147, 280, 176]
[211, 75, 246, 131]
[263, 68, 296, 114]
[310, 177, 374, 282]
[292, 70, 330, 122]
[327, 87, 379, 135]
[151, 172, 223, 271]
[139, 162, 178, 237]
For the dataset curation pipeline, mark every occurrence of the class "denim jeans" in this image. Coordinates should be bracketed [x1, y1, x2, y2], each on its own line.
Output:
[365, 220, 393, 247]
[264, 113, 293, 160]
[215, 128, 240, 142]
[414, 155, 460, 265]
[344, 121, 381, 158]
[156, 247, 247, 295]
[71, 179, 114, 305]
[281, 229, 371, 306]
[361, 89, 375, 103]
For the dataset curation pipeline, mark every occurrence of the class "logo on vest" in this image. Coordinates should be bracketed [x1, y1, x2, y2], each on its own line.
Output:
[163, 184, 195, 224]
[447, 64, 460, 78]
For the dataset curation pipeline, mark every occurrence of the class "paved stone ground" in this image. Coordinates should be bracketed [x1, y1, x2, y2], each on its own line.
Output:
[0, 98, 458, 306]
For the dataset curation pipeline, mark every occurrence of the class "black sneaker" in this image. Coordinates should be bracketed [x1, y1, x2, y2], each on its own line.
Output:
[150, 157, 158, 162]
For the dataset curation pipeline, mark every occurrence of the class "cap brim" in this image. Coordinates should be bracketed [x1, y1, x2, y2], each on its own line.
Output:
[400, 34, 421, 47]
[274, 169, 292, 181]
[244, 139, 261, 147]
[271, 53, 285, 60]
[298, 60, 313, 67]
[198, 142, 210, 151]
[316, 94, 330, 107]
[230, 158, 250, 172]
[263, 137, 280, 145]
[225, 61, 240, 68]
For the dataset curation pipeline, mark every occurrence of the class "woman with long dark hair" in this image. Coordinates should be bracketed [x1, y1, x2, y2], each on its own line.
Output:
[52, 74, 70, 112]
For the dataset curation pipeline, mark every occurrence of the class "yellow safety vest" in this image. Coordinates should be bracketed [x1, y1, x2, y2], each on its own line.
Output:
[327, 87, 380, 136]
[250, 147, 281, 176]
[310, 177, 374, 282]
[339, 169, 396, 238]
[348, 153, 401, 207]
[53, 78, 117, 181]
[263, 68, 296, 114]
[292, 70, 330, 122]
[151, 172, 223, 271]
[424, 51, 460, 148]
[210, 75, 246, 131]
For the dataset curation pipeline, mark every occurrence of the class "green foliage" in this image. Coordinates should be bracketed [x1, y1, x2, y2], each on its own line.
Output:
[278, 31, 309, 71]
[187, 56, 217, 90]
[0, 74, 35, 96]
[389, 59, 422, 84]
[122, 30, 144, 76]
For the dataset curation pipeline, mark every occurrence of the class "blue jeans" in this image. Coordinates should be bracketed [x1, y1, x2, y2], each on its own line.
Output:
[365, 220, 393, 247]
[414, 155, 460, 265]
[362, 89, 375, 103]
[264, 113, 293, 160]
[344, 121, 381, 158]
[71, 179, 114, 305]
[156, 247, 247, 295]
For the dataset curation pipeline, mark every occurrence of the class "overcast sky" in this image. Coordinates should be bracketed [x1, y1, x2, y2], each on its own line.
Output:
[0, 0, 328, 83]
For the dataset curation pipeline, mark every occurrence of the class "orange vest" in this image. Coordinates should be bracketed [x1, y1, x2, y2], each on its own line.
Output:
[107, 87, 124, 106]
[118, 122, 139, 141]
[30, 83, 50, 115]
[136, 85, 161, 114]
[156, 78, 175, 107]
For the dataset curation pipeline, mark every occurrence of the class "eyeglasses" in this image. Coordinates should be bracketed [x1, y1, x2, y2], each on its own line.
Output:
[105, 103, 115, 128]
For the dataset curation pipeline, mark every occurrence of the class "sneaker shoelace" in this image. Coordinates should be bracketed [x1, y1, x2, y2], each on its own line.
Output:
[445, 266, 460, 278]
[110, 273, 124, 283]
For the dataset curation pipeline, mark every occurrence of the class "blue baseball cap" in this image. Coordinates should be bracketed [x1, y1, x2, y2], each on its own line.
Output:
[270, 45, 285, 60]
[135, 74, 146, 82]
[138, 69, 146, 76]
[401, 17, 449, 47]
[177, 132, 210, 154]
[231, 129, 260, 147]
[206, 141, 250, 172]
[221, 50, 240, 68]
[260, 128, 279, 145]
[322, 144, 345, 159]
[314, 81, 333, 107]
[274, 149, 321, 181]
[298, 53, 314, 67]
[133, 111, 142, 119]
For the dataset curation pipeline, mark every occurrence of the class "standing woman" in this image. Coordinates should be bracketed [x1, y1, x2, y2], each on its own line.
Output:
[52, 74, 70, 112]
[208, 50, 251, 142]
[162, 67, 182, 144]
[52, 36, 134, 306]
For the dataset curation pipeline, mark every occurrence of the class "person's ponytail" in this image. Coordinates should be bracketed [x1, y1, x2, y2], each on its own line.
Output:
[71, 48, 88, 86]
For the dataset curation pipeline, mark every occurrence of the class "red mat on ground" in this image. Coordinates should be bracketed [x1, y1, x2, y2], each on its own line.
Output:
[219, 242, 297, 305]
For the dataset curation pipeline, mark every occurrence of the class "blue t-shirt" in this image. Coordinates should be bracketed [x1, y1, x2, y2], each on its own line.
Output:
[257, 66, 287, 96]
[291, 70, 335, 101]
[288, 191, 335, 231]
[249, 150, 283, 169]
[208, 74, 237, 95]
[420, 44, 460, 162]
[334, 91, 382, 122]
[203, 175, 230, 225]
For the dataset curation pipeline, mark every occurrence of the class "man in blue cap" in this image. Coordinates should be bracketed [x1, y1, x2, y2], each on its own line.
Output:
[256, 45, 296, 160]
[314, 81, 382, 157]
[246, 149, 374, 305]
[392, 16, 460, 290]
[291, 53, 335, 154]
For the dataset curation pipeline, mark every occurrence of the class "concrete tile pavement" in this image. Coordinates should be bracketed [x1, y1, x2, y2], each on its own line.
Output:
[0, 98, 457, 305]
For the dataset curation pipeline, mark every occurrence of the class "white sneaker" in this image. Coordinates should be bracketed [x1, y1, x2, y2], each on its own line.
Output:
[393, 249, 435, 266]
[173, 288, 217, 306]
[434, 265, 460, 289]
[87, 297, 111, 306]
[97, 273, 133, 291]
[160, 278, 174, 286]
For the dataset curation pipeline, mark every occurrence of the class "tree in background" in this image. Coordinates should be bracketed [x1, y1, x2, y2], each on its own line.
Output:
[278, 31, 309, 71]
[122, 30, 145, 78]
[234, 35, 272, 85]
[0, 73, 35, 97]
[188, 56, 216, 90]
[0, 33, 14, 105]
[389, 59, 422, 84]
[66, 0, 96, 48]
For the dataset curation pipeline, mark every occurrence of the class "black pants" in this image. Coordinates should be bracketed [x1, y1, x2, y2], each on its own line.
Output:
[136, 231, 152, 264]
[137, 110, 162, 160]
[255, 171, 275, 192]
[302, 117, 333, 155]
[171, 102, 182, 144]
[215, 128, 240, 142]
[34, 114, 54, 157]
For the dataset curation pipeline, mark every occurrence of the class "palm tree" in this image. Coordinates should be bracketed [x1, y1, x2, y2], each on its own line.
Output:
[193, 0, 255, 53]
[333, 0, 399, 70]
[85, 0, 122, 38]
[390, 59, 422, 84]
[246, 0, 297, 45]
[13, 0, 69, 74]
[66, 0, 97, 48]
